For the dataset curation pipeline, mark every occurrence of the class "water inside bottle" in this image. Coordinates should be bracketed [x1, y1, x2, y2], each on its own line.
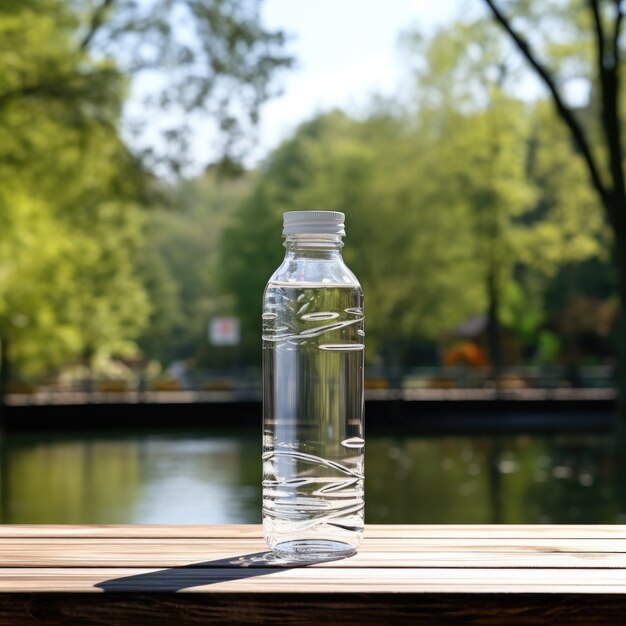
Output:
[262, 281, 364, 561]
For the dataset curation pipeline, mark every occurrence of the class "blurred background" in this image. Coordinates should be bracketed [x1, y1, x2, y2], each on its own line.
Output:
[1, 0, 626, 525]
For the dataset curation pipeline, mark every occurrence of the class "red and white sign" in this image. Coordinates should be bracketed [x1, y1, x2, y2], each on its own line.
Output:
[209, 317, 240, 346]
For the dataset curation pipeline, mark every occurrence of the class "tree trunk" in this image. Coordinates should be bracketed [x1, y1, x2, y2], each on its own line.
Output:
[615, 230, 626, 419]
[0, 336, 8, 431]
[486, 267, 502, 389]
[481, 0, 626, 414]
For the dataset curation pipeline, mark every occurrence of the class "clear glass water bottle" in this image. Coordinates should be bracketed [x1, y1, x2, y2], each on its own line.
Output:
[262, 210, 364, 562]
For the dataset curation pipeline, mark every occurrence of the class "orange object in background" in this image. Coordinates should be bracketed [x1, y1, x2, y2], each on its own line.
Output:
[443, 342, 490, 368]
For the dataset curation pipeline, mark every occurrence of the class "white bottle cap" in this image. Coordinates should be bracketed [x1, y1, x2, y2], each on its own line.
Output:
[283, 211, 346, 236]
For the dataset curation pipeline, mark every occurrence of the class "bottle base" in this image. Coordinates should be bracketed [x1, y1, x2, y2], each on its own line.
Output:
[271, 539, 356, 563]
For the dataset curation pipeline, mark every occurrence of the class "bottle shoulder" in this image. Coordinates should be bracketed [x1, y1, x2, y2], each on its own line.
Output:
[266, 256, 361, 291]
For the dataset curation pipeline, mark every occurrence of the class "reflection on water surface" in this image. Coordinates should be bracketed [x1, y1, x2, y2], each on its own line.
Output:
[0, 429, 623, 524]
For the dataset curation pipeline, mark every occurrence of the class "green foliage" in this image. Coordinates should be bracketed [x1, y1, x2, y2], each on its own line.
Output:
[0, 1, 616, 377]
[520, 101, 610, 274]
[482, 0, 626, 401]
[0, 1, 151, 375]
[219, 110, 486, 364]
[217, 19, 611, 368]
[71, 0, 293, 173]
[137, 172, 253, 365]
[410, 19, 610, 360]
[0, 0, 291, 377]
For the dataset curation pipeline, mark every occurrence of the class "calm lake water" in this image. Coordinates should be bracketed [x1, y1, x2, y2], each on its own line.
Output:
[1, 429, 624, 524]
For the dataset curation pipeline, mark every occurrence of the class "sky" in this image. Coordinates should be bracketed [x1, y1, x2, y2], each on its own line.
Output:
[253, 0, 469, 162]
[123, 0, 476, 174]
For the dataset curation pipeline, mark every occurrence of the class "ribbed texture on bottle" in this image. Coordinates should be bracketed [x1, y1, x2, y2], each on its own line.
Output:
[283, 211, 345, 236]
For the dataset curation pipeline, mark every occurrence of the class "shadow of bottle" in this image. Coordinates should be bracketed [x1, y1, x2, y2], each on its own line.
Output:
[96, 550, 332, 592]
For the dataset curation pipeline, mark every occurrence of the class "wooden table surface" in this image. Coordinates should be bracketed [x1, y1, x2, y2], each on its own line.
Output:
[2, 524, 626, 625]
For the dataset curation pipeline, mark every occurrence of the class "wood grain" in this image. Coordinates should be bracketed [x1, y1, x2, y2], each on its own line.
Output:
[0, 523, 624, 538]
[2, 525, 626, 625]
[0, 524, 264, 538]
[0, 565, 626, 593]
[0, 537, 626, 568]
[0, 593, 623, 626]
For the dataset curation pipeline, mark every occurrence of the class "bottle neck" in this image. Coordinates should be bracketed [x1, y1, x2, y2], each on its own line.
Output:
[284, 233, 344, 258]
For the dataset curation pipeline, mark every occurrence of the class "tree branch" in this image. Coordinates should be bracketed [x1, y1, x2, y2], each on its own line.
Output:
[593, 0, 626, 230]
[589, 0, 606, 66]
[0, 68, 120, 109]
[614, 0, 624, 67]
[80, 0, 115, 50]
[0, 82, 74, 108]
[483, 0, 609, 205]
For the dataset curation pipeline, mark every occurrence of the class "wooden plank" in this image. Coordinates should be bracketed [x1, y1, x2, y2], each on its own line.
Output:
[364, 525, 626, 539]
[0, 524, 264, 539]
[1, 551, 625, 569]
[1, 524, 625, 539]
[1, 538, 626, 568]
[0, 593, 624, 626]
[1, 525, 626, 625]
[1, 566, 626, 594]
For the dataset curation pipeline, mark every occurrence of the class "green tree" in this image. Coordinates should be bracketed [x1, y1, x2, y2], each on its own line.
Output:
[0, 2, 151, 384]
[414, 24, 537, 369]
[483, 0, 626, 411]
[138, 171, 253, 366]
[0, 0, 291, 175]
[220, 110, 485, 365]
[0, 0, 291, 396]
[65, 0, 291, 173]
[405, 20, 608, 369]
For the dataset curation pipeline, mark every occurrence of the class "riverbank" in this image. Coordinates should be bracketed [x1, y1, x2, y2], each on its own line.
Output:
[3, 390, 617, 435]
